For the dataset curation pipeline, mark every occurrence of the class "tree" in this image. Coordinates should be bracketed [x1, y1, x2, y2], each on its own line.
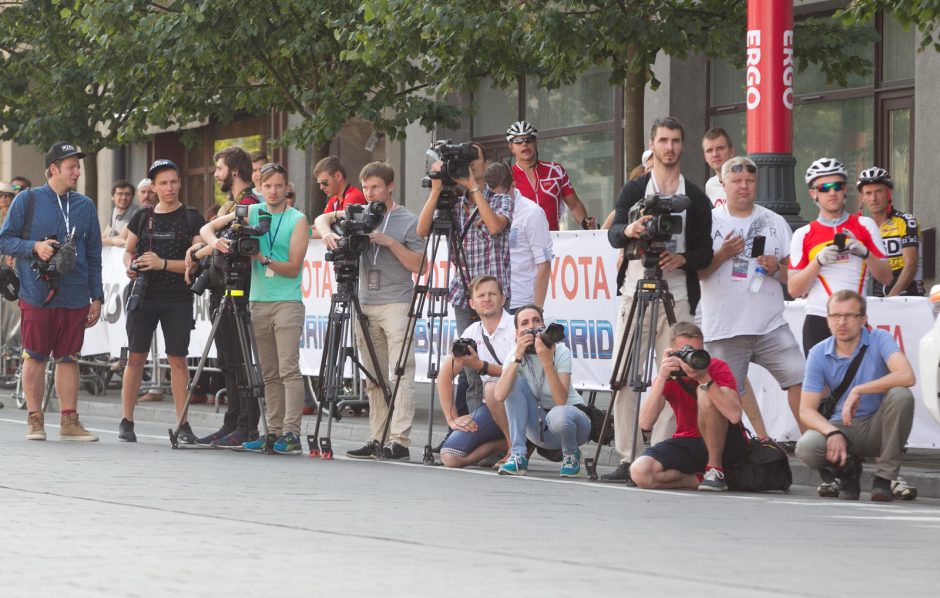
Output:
[841, 0, 940, 50]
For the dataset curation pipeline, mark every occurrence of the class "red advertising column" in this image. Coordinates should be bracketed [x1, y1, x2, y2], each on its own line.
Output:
[746, 0, 800, 226]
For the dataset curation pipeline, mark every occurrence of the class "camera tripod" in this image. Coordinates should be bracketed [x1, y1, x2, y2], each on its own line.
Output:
[379, 185, 472, 464]
[168, 283, 269, 450]
[306, 257, 392, 460]
[584, 256, 677, 480]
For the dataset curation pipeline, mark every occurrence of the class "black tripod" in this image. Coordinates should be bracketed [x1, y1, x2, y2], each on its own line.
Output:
[378, 186, 471, 464]
[584, 254, 677, 479]
[306, 257, 392, 460]
[169, 277, 268, 449]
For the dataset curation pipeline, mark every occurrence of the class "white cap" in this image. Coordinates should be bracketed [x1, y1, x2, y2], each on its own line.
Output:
[137, 178, 152, 190]
[0, 181, 15, 194]
[641, 149, 653, 164]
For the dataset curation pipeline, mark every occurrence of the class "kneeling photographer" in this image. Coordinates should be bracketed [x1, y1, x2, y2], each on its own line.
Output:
[629, 322, 747, 492]
[200, 163, 309, 454]
[493, 305, 591, 477]
[120, 160, 206, 443]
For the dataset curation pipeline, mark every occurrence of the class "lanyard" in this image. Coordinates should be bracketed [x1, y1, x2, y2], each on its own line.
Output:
[372, 207, 393, 266]
[266, 205, 286, 255]
[57, 192, 71, 231]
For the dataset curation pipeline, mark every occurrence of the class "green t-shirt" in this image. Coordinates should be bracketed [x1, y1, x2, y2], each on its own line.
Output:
[248, 203, 307, 302]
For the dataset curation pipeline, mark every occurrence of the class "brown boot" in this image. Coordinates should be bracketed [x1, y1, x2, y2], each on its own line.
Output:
[59, 413, 99, 442]
[27, 411, 46, 441]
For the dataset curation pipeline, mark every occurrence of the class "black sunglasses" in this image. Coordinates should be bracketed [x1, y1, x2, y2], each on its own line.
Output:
[728, 163, 757, 174]
[259, 162, 286, 176]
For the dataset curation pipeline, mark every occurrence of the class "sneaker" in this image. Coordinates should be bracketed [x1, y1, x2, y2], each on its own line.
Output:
[560, 449, 582, 477]
[196, 427, 233, 447]
[302, 405, 317, 415]
[26, 412, 46, 441]
[60, 413, 99, 442]
[118, 418, 137, 442]
[177, 422, 196, 445]
[870, 476, 894, 502]
[346, 440, 379, 459]
[600, 462, 635, 485]
[497, 454, 528, 476]
[242, 433, 277, 452]
[274, 432, 302, 455]
[839, 475, 861, 500]
[817, 479, 842, 498]
[698, 467, 728, 492]
[891, 477, 918, 501]
[212, 430, 248, 449]
[383, 442, 410, 461]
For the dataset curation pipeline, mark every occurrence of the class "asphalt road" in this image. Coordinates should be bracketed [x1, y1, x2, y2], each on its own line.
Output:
[2, 412, 939, 597]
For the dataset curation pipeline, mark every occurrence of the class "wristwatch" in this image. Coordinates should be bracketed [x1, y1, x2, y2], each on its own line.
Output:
[262, 256, 272, 266]
[478, 361, 489, 376]
[469, 186, 481, 195]
[513, 356, 523, 364]
[699, 379, 714, 391]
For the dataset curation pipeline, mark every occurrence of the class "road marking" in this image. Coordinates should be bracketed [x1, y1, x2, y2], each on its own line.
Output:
[831, 515, 940, 522]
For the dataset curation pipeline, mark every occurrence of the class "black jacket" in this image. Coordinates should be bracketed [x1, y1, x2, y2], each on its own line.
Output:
[607, 173, 713, 315]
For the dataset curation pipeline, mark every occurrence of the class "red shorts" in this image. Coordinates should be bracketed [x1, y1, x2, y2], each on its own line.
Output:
[20, 300, 89, 360]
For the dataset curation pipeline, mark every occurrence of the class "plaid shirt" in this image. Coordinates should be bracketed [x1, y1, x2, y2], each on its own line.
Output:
[447, 187, 514, 309]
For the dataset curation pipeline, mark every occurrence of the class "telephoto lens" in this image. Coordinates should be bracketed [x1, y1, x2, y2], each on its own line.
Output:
[672, 345, 711, 370]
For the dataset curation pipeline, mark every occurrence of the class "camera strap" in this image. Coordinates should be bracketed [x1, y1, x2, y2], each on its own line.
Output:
[675, 377, 699, 399]
[829, 345, 868, 405]
[22, 190, 36, 240]
[146, 206, 155, 252]
[481, 334, 502, 366]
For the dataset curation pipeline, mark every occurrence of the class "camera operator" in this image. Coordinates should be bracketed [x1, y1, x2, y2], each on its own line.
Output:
[0, 141, 103, 441]
[201, 163, 309, 454]
[119, 159, 206, 444]
[493, 304, 591, 477]
[603, 117, 714, 484]
[186, 146, 262, 448]
[630, 322, 747, 492]
[314, 162, 428, 460]
[437, 276, 514, 468]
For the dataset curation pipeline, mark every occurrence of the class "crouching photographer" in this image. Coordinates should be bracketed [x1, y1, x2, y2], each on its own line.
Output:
[119, 160, 206, 443]
[200, 163, 309, 454]
[630, 322, 748, 492]
[493, 305, 591, 477]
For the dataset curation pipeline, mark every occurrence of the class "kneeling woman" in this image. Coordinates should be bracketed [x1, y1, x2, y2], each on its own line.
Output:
[493, 304, 591, 477]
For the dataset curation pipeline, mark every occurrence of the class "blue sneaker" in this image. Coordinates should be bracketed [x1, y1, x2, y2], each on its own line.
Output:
[242, 433, 277, 452]
[497, 454, 528, 476]
[560, 448, 582, 477]
[274, 432, 302, 455]
[211, 430, 248, 450]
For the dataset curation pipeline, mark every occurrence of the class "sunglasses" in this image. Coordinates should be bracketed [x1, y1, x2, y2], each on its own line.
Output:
[12, 184, 27, 191]
[511, 137, 536, 145]
[286, 193, 295, 199]
[0, 193, 14, 199]
[259, 162, 286, 176]
[317, 179, 330, 187]
[728, 163, 757, 174]
[814, 182, 845, 193]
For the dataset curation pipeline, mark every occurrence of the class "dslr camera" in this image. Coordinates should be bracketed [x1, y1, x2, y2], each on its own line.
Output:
[452, 337, 478, 358]
[191, 204, 272, 295]
[125, 262, 148, 312]
[32, 230, 78, 305]
[524, 322, 566, 355]
[324, 201, 388, 263]
[669, 344, 711, 377]
[626, 194, 691, 260]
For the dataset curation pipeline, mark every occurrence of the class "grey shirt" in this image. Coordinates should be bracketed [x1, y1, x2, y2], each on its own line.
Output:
[359, 205, 426, 304]
[109, 203, 140, 237]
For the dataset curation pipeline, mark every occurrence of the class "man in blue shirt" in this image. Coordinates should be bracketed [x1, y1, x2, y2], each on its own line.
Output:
[795, 290, 916, 501]
[0, 141, 104, 442]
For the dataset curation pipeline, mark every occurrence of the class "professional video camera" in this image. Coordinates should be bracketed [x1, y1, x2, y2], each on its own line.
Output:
[669, 344, 711, 376]
[625, 193, 691, 260]
[523, 323, 566, 355]
[191, 204, 271, 295]
[324, 201, 388, 263]
[451, 337, 478, 358]
[421, 140, 478, 211]
[32, 230, 77, 305]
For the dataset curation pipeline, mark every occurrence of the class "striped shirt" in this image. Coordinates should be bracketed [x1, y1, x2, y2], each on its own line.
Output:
[447, 188, 513, 309]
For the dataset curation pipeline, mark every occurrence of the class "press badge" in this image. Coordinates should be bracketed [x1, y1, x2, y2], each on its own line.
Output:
[731, 258, 749, 281]
[265, 267, 275, 278]
[368, 269, 381, 291]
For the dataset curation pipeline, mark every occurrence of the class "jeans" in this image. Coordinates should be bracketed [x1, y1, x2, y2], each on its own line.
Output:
[503, 376, 591, 455]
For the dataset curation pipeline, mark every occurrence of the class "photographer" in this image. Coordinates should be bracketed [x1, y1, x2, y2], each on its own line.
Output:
[119, 159, 205, 444]
[201, 163, 309, 454]
[603, 117, 714, 484]
[630, 322, 747, 492]
[493, 304, 591, 477]
[314, 162, 427, 460]
[0, 141, 103, 441]
[437, 276, 514, 468]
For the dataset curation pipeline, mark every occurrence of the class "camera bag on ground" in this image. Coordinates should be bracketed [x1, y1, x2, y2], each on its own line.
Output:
[0, 190, 37, 302]
[727, 434, 792, 493]
[817, 346, 867, 420]
[575, 402, 615, 446]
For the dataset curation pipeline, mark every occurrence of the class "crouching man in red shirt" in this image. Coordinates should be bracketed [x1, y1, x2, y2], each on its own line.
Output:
[630, 321, 748, 492]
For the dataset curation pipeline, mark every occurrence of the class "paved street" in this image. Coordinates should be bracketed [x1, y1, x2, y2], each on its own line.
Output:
[2, 410, 939, 597]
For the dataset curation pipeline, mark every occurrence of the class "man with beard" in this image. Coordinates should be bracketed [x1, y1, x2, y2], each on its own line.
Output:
[102, 180, 139, 247]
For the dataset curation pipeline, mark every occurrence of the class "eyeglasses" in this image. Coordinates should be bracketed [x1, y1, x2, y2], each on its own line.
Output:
[0, 193, 14, 199]
[316, 180, 330, 187]
[826, 312, 863, 321]
[511, 137, 536, 145]
[728, 163, 757, 174]
[814, 182, 845, 193]
[259, 163, 286, 176]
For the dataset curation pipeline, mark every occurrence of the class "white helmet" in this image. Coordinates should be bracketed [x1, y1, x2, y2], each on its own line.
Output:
[856, 166, 893, 191]
[506, 121, 538, 142]
[805, 158, 847, 186]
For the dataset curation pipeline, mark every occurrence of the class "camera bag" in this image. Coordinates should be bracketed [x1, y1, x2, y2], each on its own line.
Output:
[726, 434, 792, 493]
[817, 346, 867, 420]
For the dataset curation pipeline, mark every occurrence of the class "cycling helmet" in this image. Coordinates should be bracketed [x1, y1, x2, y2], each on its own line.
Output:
[805, 157, 846, 186]
[506, 121, 538, 142]
[856, 166, 893, 190]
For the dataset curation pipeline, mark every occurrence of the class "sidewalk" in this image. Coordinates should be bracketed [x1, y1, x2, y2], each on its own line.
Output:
[13, 383, 940, 498]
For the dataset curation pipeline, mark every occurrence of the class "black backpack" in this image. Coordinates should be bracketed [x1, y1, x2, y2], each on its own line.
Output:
[727, 436, 792, 493]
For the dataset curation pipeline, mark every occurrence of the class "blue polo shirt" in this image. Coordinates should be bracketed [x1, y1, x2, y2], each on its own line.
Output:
[803, 327, 900, 421]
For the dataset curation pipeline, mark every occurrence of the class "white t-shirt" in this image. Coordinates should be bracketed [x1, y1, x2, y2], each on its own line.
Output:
[700, 204, 792, 340]
[458, 310, 516, 384]
[621, 175, 688, 302]
[705, 175, 726, 207]
[509, 189, 554, 309]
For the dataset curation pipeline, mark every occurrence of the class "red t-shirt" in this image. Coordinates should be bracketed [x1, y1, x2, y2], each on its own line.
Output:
[324, 185, 366, 214]
[662, 358, 737, 438]
[512, 160, 575, 231]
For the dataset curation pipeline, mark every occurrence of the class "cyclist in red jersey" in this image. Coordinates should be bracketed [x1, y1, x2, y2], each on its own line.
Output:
[506, 121, 595, 231]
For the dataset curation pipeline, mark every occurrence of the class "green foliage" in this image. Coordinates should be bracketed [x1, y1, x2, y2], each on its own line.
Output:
[841, 0, 940, 51]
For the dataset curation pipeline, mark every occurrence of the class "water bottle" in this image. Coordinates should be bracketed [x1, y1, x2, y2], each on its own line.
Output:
[749, 265, 766, 293]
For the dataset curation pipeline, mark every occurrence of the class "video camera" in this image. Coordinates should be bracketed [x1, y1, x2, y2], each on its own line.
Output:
[421, 140, 478, 212]
[524, 323, 566, 355]
[324, 201, 388, 263]
[626, 194, 690, 262]
[191, 204, 271, 295]
[669, 344, 711, 377]
[32, 230, 78, 305]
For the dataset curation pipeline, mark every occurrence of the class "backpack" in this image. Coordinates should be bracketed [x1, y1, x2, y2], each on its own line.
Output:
[726, 436, 792, 493]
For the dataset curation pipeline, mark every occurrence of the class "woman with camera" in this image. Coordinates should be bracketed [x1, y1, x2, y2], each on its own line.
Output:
[493, 304, 591, 477]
